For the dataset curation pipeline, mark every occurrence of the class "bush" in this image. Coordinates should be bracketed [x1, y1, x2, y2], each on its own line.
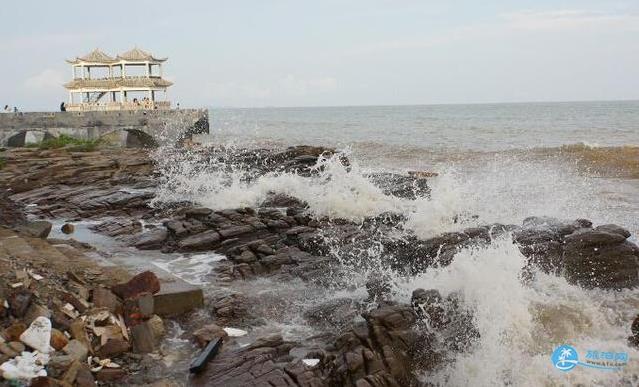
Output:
[29, 134, 102, 152]
[0, 158, 5, 169]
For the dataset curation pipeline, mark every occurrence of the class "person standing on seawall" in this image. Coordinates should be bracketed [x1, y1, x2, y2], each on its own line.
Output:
[60, 102, 66, 112]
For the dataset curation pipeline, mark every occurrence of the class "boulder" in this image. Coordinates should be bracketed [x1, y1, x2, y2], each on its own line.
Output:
[563, 228, 639, 289]
[111, 271, 160, 300]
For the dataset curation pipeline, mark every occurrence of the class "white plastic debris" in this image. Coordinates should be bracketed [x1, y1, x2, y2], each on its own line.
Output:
[223, 327, 248, 337]
[0, 351, 49, 380]
[10, 283, 23, 289]
[19, 317, 53, 353]
[302, 359, 320, 367]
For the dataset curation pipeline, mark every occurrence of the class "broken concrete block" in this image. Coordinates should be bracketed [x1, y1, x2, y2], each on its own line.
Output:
[153, 280, 203, 317]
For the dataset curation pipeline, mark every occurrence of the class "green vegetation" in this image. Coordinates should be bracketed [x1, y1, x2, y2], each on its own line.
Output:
[0, 158, 5, 170]
[26, 134, 102, 152]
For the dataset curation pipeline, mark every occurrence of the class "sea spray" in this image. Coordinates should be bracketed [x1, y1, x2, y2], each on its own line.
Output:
[394, 237, 639, 386]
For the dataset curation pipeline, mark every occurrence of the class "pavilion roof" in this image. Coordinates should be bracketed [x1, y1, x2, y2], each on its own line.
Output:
[66, 49, 117, 64]
[116, 47, 167, 63]
[64, 77, 173, 90]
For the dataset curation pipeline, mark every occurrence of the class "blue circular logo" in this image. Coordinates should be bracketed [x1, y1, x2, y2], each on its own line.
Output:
[551, 345, 579, 371]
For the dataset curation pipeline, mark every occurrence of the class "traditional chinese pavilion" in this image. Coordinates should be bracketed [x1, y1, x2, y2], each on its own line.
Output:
[64, 48, 173, 111]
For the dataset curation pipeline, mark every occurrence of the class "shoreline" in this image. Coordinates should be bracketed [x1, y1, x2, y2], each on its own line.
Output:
[0, 144, 638, 386]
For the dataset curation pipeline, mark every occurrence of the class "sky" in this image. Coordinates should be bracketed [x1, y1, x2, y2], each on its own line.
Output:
[1, 0, 638, 110]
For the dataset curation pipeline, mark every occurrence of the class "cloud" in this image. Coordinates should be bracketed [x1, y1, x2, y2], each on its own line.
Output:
[24, 69, 65, 92]
[500, 10, 639, 31]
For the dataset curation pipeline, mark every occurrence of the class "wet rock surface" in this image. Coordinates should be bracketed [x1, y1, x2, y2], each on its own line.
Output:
[2, 145, 639, 386]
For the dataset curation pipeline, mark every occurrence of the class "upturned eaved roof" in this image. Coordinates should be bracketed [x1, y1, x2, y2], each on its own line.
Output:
[66, 49, 117, 64]
[64, 77, 173, 90]
[116, 47, 167, 63]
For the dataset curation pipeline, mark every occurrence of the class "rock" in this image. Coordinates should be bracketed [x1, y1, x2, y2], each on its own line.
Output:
[131, 323, 155, 353]
[304, 298, 363, 330]
[47, 354, 74, 378]
[185, 207, 213, 218]
[63, 339, 89, 361]
[0, 342, 18, 357]
[134, 228, 168, 250]
[62, 359, 82, 384]
[50, 329, 69, 351]
[563, 229, 639, 289]
[61, 223, 75, 234]
[628, 315, 639, 348]
[147, 315, 165, 343]
[92, 287, 120, 313]
[193, 324, 228, 347]
[24, 303, 51, 325]
[18, 220, 52, 238]
[68, 319, 91, 350]
[3, 322, 27, 342]
[74, 365, 96, 387]
[153, 280, 203, 317]
[30, 376, 60, 387]
[111, 271, 161, 300]
[594, 224, 631, 239]
[97, 338, 130, 358]
[218, 225, 253, 238]
[8, 289, 34, 318]
[8, 341, 25, 354]
[178, 230, 222, 251]
[95, 368, 126, 382]
[19, 316, 52, 353]
[124, 292, 154, 325]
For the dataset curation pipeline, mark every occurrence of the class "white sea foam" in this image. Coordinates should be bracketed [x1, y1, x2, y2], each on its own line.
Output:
[393, 237, 639, 386]
[151, 141, 639, 386]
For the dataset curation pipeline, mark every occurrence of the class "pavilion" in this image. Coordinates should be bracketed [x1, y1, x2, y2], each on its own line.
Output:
[64, 48, 173, 111]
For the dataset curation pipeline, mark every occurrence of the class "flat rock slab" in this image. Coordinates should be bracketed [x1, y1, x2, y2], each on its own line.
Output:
[154, 278, 204, 317]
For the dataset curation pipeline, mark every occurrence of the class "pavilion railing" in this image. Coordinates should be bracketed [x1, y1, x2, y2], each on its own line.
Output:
[66, 101, 171, 111]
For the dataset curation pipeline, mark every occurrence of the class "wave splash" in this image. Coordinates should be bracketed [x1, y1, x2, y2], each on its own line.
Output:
[151, 140, 638, 386]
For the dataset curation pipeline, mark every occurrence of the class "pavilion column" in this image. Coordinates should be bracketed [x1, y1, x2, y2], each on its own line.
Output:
[122, 65, 126, 78]
[145, 62, 149, 77]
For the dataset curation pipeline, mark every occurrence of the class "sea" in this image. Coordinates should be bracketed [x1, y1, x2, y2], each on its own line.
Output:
[207, 100, 639, 237]
[185, 100, 639, 385]
[84, 100, 635, 386]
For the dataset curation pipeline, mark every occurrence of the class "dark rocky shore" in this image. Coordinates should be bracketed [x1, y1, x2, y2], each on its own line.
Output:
[0, 145, 638, 386]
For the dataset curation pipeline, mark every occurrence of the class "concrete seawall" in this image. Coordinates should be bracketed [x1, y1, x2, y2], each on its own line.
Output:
[0, 109, 208, 147]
